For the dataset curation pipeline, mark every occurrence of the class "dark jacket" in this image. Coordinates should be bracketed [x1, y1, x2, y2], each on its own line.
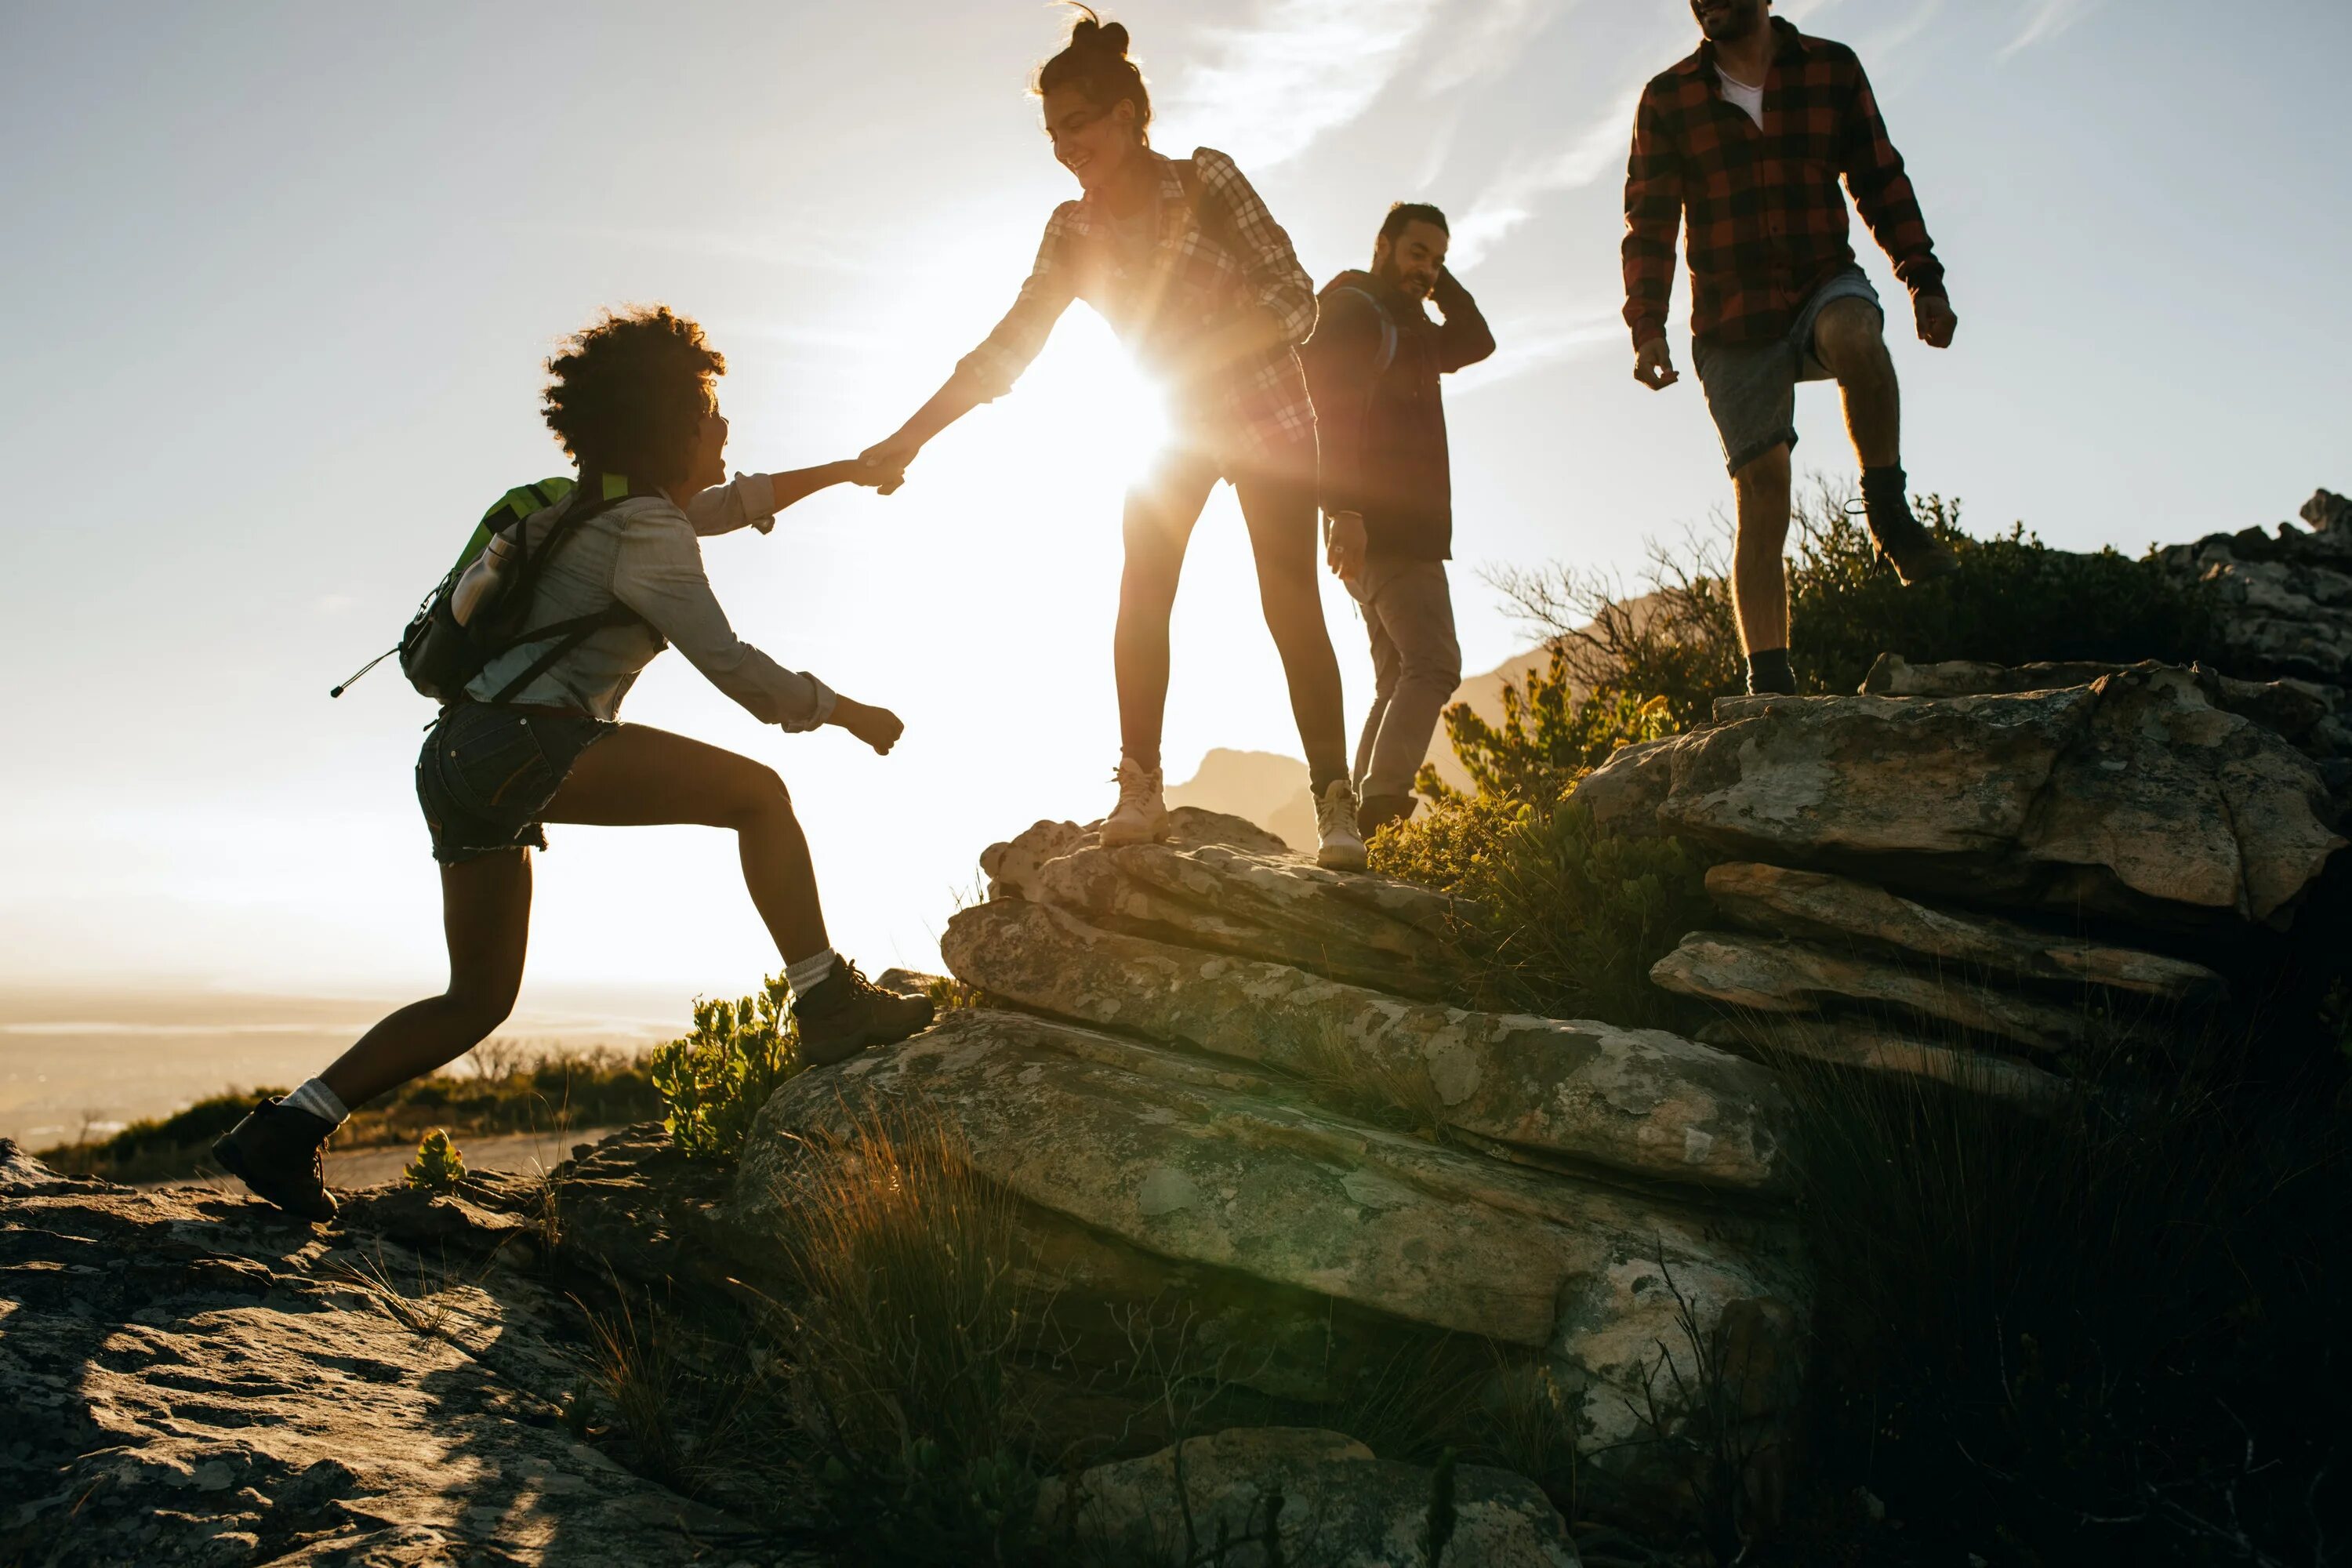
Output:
[1301, 267, 1495, 561]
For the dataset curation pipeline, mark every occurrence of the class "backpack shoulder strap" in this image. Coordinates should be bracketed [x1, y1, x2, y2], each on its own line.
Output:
[1330, 286, 1399, 376]
[1174, 155, 1247, 266]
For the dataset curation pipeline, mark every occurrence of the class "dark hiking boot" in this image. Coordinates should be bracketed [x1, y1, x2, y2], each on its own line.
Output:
[794, 960, 935, 1067]
[1357, 793, 1418, 839]
[1853, 489, 1959, 586]
[212, 1098, 338, 1222]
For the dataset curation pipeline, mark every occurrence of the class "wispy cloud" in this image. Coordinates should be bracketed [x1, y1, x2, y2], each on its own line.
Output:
[1160, 0, 1445, 168]
[2002, 0, 2103, 57]
[1419, 0, 1569, 95]
[1446, 82, 1644, 268]
[1449, 303, 1622, 397]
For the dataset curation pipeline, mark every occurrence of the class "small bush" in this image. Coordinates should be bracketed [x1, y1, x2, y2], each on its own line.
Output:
[1488, 484, 2220, 733]
[1374, 797, 1713, 1029]
[402, 1127, 466, 1192]
[646, 975, 801, 1162]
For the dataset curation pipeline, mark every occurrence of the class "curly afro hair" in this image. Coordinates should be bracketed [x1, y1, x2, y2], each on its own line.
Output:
[541, 305, 726, 487]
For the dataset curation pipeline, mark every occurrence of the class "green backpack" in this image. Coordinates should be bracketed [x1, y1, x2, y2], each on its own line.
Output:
[330, 474, 643, 704]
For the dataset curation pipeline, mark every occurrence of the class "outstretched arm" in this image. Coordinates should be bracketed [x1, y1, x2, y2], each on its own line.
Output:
[684, 463, 891, 538]
[1622, 82, 1685, 389]
[863, 205, 1080, 481]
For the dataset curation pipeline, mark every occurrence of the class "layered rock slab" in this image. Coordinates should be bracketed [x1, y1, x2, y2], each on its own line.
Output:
[1651, 931, 2089, 1054]
[1696, 1016, 2071, 1109]
[1573, 666, 2343, 928]
[943, 896, 1792, 1192]
[1035, 1427, 1579, 1568]
[980, 809, 1463, 998]
[1703, 862, 2227, 1004]
[733, 1009, 1805, 1454]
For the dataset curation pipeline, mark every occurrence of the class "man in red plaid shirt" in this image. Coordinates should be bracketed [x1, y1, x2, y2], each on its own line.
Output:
[1624, 0, 1959, 697]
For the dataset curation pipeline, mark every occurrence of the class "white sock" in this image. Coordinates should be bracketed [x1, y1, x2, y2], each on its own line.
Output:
[281, 1077, 349, 1127]
[786, 948, 840, 999]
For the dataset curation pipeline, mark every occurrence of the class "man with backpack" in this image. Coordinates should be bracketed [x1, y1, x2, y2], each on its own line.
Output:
[1303, 202, 1495, 838]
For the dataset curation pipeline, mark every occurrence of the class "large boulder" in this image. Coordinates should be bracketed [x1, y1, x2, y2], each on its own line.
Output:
[1702, 862, 2227, 1004]
[979, 810, 1464, 998]
[732, 1010, 1807, 1456]
[1034, 1427, 1579, 1567]
[1573, 666, 2343, 929]
[942, 898, 1793, 1192]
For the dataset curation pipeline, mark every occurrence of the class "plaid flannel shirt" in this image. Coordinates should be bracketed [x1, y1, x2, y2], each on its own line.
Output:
[958, 147, 1319, 471]
[1622, 18, 1946, 348]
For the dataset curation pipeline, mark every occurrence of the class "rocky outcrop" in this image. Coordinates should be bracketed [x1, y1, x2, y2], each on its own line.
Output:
[736, 1008, 1802, 1454]
[737, 810, 1811, 1470]
[1694, 1016, 2071, 1109]
[0, 1142, 764, 1568]
[1036, 1427, 1580, 1567]
[2158, 488, 2352, 685]
[980, 810, 1464, 999]
[1575, 664, 2343, 931]
[942, 896, 1794, 1192]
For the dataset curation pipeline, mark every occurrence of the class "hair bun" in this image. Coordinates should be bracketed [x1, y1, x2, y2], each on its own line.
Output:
[1073, 16, 1129, 56]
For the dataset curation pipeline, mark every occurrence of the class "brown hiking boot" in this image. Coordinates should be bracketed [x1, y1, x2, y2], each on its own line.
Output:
[1853, 493, 1959, 586]
[793, 960, 935, 1067]
[211, 1098, 338, 1222]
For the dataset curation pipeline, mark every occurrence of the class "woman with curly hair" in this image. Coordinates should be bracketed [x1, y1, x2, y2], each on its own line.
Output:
[212, 306, 932, 1221]
[859, 7, 1366, 870]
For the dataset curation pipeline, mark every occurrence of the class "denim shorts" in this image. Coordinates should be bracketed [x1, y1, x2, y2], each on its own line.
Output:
[415, 702, 615, 864]
[1692, 265, 1884, 477]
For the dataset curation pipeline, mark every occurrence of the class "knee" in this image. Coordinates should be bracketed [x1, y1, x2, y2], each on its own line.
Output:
[1734, 445, 1792, 500]
[441, 985, 517, 1041]
[1814, 301, 1887, 372]
[724, 764, 794, 830]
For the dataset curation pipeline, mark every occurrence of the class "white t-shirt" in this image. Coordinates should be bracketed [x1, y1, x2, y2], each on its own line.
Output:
[1718, 68, 1765, 129]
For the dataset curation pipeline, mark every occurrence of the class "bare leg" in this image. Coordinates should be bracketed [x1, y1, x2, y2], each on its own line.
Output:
[1731, 444, 1794, 656]
[1236, 471, 1350, 789]
[319, 851, 531, 1109]
[1811, 297, 1900, 470]
[1115, 456, 1220, 771]
[544, 723, 829, 963]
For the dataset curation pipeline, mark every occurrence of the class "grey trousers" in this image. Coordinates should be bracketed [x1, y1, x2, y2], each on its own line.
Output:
[1348, 554, 1462, 801]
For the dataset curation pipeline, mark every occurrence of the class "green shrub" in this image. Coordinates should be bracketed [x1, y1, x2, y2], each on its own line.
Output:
[1486, 485, 2220, 739]
[646, 975, 801, 1162]
[402, 1127, 467, 1192]
[1374, 797, 1713, 1029]
[1417, 645, 1676, 809]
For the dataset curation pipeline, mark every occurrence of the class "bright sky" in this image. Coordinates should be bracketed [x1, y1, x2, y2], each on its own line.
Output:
[2, 0, 2345, 1007]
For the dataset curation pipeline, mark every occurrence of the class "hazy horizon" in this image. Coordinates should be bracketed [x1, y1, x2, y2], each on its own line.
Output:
[3, 0, 2345, 1017]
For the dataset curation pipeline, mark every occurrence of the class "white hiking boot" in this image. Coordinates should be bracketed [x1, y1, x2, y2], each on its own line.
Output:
[1314, 779, 1368, 873]
[1100, 757, 1170, 848]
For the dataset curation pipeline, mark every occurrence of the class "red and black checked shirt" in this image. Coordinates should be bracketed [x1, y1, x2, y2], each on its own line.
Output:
[1622, 18, 1945, 348]
[958, 147, 1319, 470]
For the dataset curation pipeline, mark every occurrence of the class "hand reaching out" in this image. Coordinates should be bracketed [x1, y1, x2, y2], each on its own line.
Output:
[857, 437, 920, 496]
[829, 695, 905, 756]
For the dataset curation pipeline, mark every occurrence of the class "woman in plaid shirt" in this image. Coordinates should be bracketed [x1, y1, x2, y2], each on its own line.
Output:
[860, 9, 1367, 871]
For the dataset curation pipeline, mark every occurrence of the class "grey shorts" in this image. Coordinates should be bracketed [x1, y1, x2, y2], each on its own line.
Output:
[1692, 266, 1883, 477]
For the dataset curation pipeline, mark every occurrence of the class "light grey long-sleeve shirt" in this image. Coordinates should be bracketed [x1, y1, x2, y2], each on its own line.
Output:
[466, 472, 836, 729]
